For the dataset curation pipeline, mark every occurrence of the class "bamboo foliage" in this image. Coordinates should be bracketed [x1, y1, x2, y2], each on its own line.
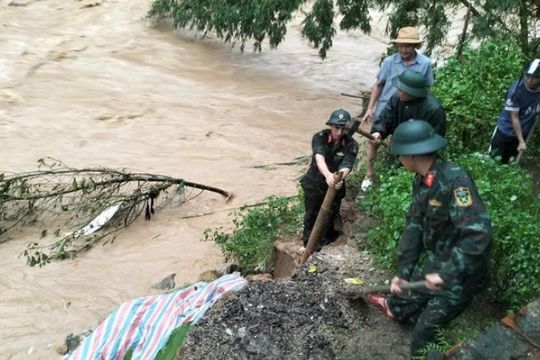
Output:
[0, 158, 231, 267]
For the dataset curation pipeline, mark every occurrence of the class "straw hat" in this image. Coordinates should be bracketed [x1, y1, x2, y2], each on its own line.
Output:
[391, 27, 423, 44]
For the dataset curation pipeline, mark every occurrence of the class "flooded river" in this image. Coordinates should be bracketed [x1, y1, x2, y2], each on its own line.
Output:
[0, 0, 386, 358]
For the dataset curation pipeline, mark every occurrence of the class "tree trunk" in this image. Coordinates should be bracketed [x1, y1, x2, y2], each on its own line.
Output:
[519, 0, 529, 56]
[458, 0, 480, 17]
[457, 6, 471, 64]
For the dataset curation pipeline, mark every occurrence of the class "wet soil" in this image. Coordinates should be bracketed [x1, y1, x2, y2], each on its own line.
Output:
[177, 192, 415, 360]
[178, 242, 413, 360]
[176, 185, 508, 359]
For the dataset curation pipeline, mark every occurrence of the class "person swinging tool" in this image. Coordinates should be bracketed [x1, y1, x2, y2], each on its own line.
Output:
[489, 58, 540, 164]
[367, 120, 492, 359]
[300, 109, 359, 250]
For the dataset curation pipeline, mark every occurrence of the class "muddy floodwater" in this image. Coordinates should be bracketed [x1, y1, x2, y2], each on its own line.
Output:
[0, 0, 388, 358]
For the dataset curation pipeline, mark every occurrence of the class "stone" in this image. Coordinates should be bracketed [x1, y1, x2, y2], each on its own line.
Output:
[151, 273, 176, 291]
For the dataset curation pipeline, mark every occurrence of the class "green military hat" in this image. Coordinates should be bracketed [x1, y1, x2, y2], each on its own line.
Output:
[326, 109, 351, 126]
[391, 69, 428, 97]
[389, 119, 447, 155]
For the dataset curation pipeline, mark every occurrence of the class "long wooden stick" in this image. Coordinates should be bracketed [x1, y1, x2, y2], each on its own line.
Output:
[343, 281, 427, 300]
[300, 172, 343, 264]
[341, 93, 363, 99]
[354, 126, 389, 148]
[340, 91, 371, 99]
[357, 280, 427, 295]
[516, 115, 538, 164]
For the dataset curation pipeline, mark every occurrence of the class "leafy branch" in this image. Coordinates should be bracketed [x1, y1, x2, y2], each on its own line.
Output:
[0, 158, 231, 267]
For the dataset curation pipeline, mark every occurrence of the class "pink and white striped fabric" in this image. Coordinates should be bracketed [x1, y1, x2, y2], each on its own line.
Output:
[65, 273, 247, 360]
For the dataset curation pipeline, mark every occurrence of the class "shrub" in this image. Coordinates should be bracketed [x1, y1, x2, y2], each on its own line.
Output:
[361, 153, 540, 309]
[204, 195, 303, 274]
[432, 37, 524, 156]
[359, 163, 412, 268]
[458, 153, 540, 308]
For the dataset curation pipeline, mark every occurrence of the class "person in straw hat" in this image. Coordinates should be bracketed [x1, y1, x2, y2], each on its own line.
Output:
[361, 27, 434, 191]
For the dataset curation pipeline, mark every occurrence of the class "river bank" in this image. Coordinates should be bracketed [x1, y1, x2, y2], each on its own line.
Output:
[0, 0, 388, 357]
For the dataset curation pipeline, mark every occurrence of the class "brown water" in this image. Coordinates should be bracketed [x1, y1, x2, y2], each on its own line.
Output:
[0, 0, 387, 358]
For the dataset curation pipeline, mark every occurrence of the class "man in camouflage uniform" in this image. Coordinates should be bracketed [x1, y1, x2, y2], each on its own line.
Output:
[300, 109, 359, 248]
[367, 120, 492, 358]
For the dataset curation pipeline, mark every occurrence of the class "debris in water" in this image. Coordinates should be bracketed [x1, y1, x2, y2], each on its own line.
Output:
[152, 273, 176, 291]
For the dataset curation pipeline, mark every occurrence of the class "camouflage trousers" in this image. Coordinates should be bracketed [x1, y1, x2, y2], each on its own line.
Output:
[301, 184, 345, 247]
[388, 280, 473, 358]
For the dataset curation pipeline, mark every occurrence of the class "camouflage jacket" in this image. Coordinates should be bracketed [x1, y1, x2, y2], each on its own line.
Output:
[397, 158, 493, 291]
[371, 93, 446, 140]
[300, 129, 359, 190]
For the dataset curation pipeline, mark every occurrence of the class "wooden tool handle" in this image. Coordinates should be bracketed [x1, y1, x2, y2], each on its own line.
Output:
[300, 172, 343, 264]
[355, 127, 389, 148]
[516, 114, 538, 164]
[350, 117, 389, 148]
[360, 280, 427, 295]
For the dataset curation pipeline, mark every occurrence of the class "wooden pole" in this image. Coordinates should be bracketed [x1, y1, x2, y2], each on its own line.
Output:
[516, 115, 538, 164]
[340, 93, 364, 99]
[300, 172, 343, 264]
[355, 126, 389, 148]
[344, 117, 389, 148]
[343, 281, 428, 300]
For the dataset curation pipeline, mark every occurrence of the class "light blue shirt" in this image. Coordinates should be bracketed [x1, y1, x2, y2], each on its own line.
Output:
[374, 52, 434, 118]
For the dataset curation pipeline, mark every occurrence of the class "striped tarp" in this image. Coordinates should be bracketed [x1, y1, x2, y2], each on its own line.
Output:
[65, 273, 247, 360]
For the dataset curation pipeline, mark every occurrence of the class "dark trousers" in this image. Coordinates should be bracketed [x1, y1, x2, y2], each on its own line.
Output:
[388, 282, 473, 358]
[489, 128, 523, 164]
[301, 184, 345, 247]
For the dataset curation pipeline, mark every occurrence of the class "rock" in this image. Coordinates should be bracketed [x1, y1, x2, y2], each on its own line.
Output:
[55, 344, 68, 355]
[199, 270, 220, 282]
[152, 273, 176, 291]
[65, 333, 81, 353]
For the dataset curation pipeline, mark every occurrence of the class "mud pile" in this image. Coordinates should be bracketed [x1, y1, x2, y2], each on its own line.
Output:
[178, 244, 412, 360]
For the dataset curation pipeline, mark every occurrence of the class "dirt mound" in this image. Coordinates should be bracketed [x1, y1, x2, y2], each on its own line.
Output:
[178, 244, 412, 359]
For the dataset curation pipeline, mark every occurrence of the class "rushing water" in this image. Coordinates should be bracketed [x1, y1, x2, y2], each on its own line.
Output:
[0, 0, 387, 358]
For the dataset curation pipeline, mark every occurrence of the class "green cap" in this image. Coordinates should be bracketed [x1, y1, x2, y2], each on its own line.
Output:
[391, 69, 428, 98]
[326, 109, 351, 126]
[389, 119, 447, 155]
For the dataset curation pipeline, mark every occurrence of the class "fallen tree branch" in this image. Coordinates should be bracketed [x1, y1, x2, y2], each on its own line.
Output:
[0, 158, 232, 267]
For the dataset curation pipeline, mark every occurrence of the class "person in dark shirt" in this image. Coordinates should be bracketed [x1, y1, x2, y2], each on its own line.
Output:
[362, 69, 446, 191]
[300, 109, 359, 248]
[489, 58, 540, 163]
[368, 120, 492, 359]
